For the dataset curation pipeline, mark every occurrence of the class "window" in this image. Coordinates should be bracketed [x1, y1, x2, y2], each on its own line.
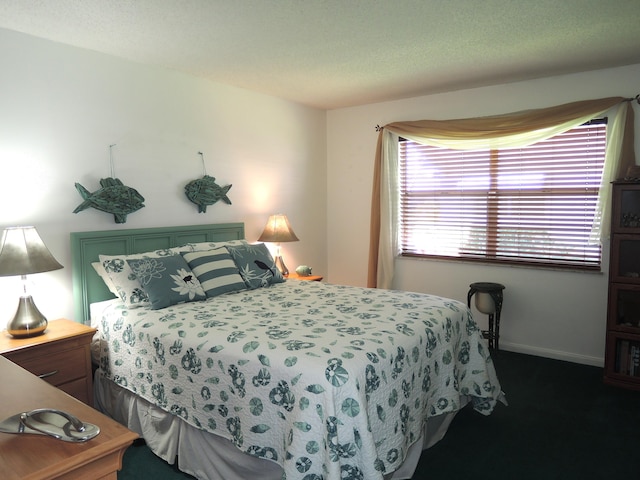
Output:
[399, 120, 607, 270]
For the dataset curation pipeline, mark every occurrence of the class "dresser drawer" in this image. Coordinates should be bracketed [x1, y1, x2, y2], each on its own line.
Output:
[5, 346, 89, 387]
[0, 319, 95, 405]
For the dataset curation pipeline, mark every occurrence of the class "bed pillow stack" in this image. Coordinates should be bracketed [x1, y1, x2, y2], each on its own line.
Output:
[96, 240, 285, 310]
[98, 240, 248, 309]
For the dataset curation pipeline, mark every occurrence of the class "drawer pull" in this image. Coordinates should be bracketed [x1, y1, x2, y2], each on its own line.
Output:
[38, 370, 59, 380]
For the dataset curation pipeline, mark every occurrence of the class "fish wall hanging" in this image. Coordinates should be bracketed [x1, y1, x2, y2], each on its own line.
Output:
[73, 144, 145, 223]
[184, 151, 232, 213]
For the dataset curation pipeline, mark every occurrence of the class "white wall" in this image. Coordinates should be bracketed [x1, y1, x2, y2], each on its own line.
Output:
[327, 64, 640, 366]
[3, 27, 638, 367]
[0, 29, 327, 324]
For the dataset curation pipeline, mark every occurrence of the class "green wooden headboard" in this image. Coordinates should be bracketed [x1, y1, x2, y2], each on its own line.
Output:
[70, 223, 245, 324]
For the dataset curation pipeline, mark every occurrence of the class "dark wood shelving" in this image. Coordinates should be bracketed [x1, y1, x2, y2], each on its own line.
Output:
[605, 181, 640, 390]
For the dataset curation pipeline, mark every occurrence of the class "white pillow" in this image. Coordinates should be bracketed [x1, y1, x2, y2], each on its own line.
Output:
[173, 239, 248, 253]
[91, 262, 119, 297]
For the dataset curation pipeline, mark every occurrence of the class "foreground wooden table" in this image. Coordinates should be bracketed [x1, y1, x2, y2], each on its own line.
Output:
[0, 355, 138, 479]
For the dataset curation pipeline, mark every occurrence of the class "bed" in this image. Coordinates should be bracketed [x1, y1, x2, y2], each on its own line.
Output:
[71, 223, 505, 480]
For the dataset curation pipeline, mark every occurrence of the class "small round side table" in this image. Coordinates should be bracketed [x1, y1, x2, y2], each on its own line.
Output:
[467, 282, 505, 350]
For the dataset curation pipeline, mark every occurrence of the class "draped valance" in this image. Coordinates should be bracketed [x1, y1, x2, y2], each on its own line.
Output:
[368, 97, 637, 288]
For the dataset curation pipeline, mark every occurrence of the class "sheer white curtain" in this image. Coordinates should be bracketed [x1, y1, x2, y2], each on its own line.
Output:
[375, 131, 399, 288]
[369, 97, 636, 289]
[594, 104, 632, 242]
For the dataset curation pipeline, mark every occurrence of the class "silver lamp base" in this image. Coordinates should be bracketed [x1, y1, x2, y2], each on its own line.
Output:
[7, 295, 48, 338]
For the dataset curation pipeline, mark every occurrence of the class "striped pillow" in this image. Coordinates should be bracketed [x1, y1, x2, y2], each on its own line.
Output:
[182, 247, 247, 298]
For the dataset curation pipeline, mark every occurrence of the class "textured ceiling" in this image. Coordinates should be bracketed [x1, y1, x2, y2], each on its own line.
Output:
[1, 0, 639, 110]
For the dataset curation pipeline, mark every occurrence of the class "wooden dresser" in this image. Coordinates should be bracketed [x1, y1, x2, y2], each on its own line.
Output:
[0, 319, 95, 405]
[0, 354, 138, 479]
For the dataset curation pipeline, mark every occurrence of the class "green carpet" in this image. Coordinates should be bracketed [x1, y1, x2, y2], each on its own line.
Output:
[118, 438, 194, 479]
[118, 350, 640, 479]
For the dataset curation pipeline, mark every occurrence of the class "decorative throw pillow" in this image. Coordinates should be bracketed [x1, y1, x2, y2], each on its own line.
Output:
[226, 243, 284, 289]
[99, 248, 175, 309]
[182, 247, 247, 298]
[126, 255, 206, 310]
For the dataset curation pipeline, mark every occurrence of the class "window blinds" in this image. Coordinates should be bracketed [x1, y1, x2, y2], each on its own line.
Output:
[399, 121, 606, 269]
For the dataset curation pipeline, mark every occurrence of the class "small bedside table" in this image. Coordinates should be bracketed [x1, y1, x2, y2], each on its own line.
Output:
[0, 319, 96, 405]
[286, 272, 323, 281]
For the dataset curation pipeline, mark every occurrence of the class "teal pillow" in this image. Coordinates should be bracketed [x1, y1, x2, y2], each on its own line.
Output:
[126, 255, 206, 310]
[226, 243, 284, 289]
[182, 247, 247, 298]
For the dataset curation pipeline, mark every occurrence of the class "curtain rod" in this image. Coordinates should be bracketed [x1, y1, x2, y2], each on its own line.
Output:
[375, 94, 640, 130]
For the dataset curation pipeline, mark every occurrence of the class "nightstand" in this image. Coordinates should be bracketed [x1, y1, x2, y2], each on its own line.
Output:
[0, 319, 96, 405]
[286, 272, 323, 281]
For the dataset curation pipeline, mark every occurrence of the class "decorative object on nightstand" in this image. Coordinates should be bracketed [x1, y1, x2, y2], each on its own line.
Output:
[290, 265, 322, 281]
[0, 226, 63, 338]
[258, 213, 299, 276]
[295, 265, 312, 276]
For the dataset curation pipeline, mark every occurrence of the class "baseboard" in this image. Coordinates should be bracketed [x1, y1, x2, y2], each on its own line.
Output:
[498, 341, 604, 368]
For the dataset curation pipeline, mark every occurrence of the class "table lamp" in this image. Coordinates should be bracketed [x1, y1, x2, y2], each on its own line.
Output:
[0, 226, 63, 338]
[258, 214, 299, 276]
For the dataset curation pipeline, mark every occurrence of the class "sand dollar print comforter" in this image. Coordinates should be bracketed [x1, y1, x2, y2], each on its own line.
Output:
[97, 281, 504, 480]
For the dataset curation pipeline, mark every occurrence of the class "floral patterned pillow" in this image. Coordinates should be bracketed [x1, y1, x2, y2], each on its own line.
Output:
[226, 243, 284, 289]
[99, 249, 175, 309]
[126, 255, 206, 310]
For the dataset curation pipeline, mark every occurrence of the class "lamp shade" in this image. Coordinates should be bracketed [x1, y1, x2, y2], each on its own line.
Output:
[258, 214, 299, 243]
[0, 226, 63, 277]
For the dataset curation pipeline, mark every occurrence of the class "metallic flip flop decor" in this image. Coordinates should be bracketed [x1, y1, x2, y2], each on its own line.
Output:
[0, 408, 100, 443]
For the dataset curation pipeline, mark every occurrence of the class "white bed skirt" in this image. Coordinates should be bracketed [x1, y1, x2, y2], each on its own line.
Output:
[94, 369, 459, 480]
